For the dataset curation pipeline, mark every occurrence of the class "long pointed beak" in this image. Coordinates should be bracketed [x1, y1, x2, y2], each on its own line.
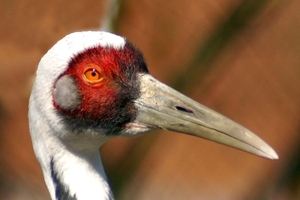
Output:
[132, 74, 278, 159]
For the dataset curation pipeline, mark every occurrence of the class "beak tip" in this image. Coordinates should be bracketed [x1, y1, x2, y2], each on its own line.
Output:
[263, 147, 279, 160]
[270, 151, 279, 160]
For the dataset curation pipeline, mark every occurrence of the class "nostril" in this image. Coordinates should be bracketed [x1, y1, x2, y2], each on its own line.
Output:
[175, 106, 193, 114]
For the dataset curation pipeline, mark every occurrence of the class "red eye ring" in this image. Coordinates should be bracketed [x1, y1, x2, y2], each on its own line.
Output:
[83, 64, 102, 84]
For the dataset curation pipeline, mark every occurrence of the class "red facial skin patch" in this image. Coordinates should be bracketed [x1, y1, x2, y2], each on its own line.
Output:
[52, 42, 148, 129]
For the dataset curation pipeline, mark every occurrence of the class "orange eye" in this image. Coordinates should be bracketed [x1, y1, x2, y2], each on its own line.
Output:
[83, 65, 102, 83]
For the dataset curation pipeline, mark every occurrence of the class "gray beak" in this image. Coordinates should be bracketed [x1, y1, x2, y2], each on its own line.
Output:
[133, 74, 278, 159]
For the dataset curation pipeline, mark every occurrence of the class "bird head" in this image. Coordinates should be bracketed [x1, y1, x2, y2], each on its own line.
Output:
[29, 31, 277, 159]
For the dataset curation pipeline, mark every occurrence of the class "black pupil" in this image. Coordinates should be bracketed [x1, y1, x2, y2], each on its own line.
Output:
[91, 69, 96, 76]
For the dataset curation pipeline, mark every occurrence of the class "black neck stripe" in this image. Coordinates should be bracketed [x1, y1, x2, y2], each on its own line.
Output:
[50, 157, 77, 200]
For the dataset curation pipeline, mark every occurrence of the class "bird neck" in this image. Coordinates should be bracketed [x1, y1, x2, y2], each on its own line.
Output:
[29, 92, 114, 200]
[46, 141, 113, 200]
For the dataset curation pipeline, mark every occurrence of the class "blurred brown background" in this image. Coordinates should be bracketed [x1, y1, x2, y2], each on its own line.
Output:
[1, 0, 300, 199]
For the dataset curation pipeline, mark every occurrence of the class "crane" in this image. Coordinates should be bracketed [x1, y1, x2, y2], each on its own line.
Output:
[28, 31, 278, 200]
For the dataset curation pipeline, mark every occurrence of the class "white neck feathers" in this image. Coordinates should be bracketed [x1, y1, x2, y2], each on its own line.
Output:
[49, 145, 113, 200]
[29, 89, 114, 200]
